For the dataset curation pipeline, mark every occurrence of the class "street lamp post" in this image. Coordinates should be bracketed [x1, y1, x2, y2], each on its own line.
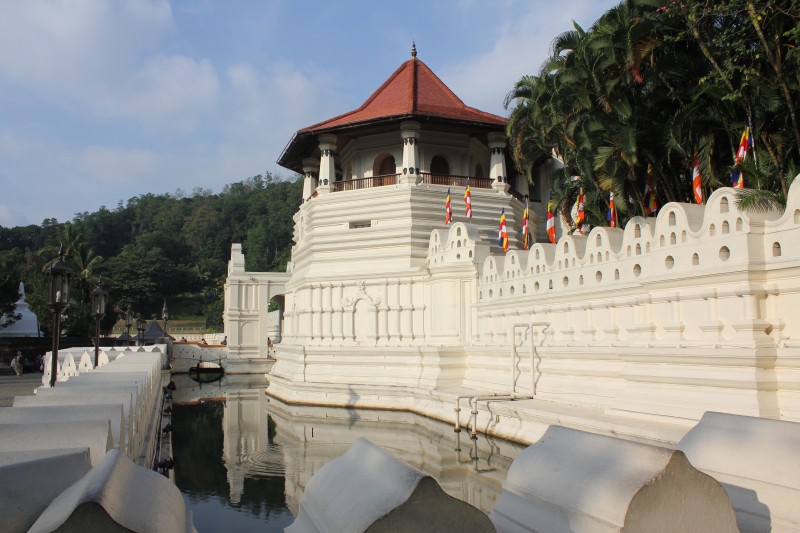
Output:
[45, 246, 73, 387]
[91, 282, 108, 368]
[137, 314, 146, 347]
[162, 300, 169, 339]
[125, 307, 133, 347]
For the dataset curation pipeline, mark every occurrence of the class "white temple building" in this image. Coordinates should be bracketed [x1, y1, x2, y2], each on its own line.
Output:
[0, 282, 40, 337]
[224, 49, 800, 448]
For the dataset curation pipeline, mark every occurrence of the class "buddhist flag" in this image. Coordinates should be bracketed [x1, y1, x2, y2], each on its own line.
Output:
[445, 187, 453, 225]
[464, 179, 472, 220]
[522, 196, 530, 250]
[730, 127, 750, 189]
[498, 208, 509, 253]
[692, 154, 703, 204]
[607, 192, 617, 227]
[546, 191, 556, 244]
[575, 186, 586, 234]
[643, 165, 657, 215]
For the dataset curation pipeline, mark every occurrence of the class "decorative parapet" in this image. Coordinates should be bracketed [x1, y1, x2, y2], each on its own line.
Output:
[427, 222, 489, 269]
[454, 179, 800, 348]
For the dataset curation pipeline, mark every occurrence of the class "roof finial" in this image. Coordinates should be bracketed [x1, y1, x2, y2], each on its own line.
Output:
[411, 41, 417, 58]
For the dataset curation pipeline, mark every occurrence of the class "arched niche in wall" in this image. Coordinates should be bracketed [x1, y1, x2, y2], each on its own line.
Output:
[267, 295, 286, 343]
[430, 155, 450, 175]
[374, 154, 396, 176]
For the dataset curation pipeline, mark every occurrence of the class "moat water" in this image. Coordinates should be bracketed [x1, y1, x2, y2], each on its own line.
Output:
[170, 374, 525, 532]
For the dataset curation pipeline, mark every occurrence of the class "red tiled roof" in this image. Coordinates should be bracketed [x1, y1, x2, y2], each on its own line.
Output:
[298, 57, 506, 133]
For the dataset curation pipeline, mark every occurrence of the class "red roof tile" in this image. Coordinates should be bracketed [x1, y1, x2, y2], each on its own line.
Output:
[298, 57, 506, 133]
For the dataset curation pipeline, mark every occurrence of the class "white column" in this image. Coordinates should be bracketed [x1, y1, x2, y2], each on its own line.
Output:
[379, 281, 389, 345]
[317, 133, 337, 195]
[488, 132, 510, 193]
[322, 283, 332, 343]
[334, 283, 344, 341]
[302, 158, 319, 203]
[391, 282, 401, 344]
[400, 121, 420, 184]
[401, 282, 413, 342]
[301, 287, 311, 343]
[284, 294, 295, 342]
[313, 284, 323, 343]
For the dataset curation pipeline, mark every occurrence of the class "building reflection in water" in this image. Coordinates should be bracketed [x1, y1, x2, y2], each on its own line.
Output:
[172, 375, 525, 530]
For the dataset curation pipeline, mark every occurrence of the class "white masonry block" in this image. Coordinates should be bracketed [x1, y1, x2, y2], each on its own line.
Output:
[678, 411, 800, 533]
[0, 448, 92, 533]
[489, 426, 738, 533]
[287, 438, 495, 533]
[28, 449, 197, 533]
[28, 389, 141, 458]
[0, 421, 113, 467]
[13, 396, 135, 461]
[0, 404, 126, 452]
[77, 351, 93, 373]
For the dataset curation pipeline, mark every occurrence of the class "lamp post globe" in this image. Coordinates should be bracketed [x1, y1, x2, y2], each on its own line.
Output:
[91, 283, 108, 368]
[45, 245, 74, 387]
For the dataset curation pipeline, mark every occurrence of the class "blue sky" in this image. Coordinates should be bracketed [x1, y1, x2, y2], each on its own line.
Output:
[0, 0, 618, 228]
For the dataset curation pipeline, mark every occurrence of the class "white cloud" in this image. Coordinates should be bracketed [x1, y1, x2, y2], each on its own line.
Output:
[0, 0, 218, 131]
[442, 0, 614, 116]
[104, 54, 221, 130]
[0, 204, 28, 228]
[218, 61, 346, 178]
[78, 146, 163, 185]
[0, 0, 172, 90]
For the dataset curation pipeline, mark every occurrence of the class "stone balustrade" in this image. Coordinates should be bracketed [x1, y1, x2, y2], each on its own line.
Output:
[287, 438, 495, 533]
[489, 425, 739, 533]
[0, 449, 92, 533]
[0, 347, 187, 532]
[678, 412, 800, 532]
[27, 449, 195, 533]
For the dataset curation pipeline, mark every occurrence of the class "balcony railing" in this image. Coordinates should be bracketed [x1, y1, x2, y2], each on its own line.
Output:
[332, 174, 399, 192]
[419, 173, 493, 189]
[328, 172, 524, 202]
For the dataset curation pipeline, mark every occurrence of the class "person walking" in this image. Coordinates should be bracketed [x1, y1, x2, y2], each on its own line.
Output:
[12, 352, 23, 377]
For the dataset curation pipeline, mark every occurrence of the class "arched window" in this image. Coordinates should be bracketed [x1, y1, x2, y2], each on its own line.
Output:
[430, 155, 450, 175]
[378, 155, 396, 176]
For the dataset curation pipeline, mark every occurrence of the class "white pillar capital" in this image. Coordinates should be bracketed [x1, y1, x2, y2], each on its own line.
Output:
[317, 133, 337, 194]
[488, 132, 508, 189]
[302, 157, 319, 202]
[400, 121, 421, 182]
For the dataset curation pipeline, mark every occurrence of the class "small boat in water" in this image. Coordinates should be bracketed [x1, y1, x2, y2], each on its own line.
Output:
[189, 359, 224, 382]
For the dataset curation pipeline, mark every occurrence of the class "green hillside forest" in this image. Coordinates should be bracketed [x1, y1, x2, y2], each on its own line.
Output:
[0, 174, 301, 339]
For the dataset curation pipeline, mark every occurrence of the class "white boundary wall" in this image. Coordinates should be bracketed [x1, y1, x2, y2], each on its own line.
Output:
[225, 177, 800, 439]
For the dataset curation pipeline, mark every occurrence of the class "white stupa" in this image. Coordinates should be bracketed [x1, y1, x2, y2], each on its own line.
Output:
[0, 282, 41, 337]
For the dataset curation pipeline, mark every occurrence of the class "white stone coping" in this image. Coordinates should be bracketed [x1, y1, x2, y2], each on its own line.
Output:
[12, 398, 133, 459]
[678, 411, 800, 532]
[0, 448, 91, 533]
[29, 388, 141, 458]
[28, 449, 196, 533]
[0, 421, 113, 467]
[489, 425, 738, 532]
[0, 404, 126, 451]
[287, 437, 495, 533]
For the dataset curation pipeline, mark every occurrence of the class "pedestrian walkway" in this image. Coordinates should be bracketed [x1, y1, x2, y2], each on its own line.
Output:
[0, 373, 41, 407]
